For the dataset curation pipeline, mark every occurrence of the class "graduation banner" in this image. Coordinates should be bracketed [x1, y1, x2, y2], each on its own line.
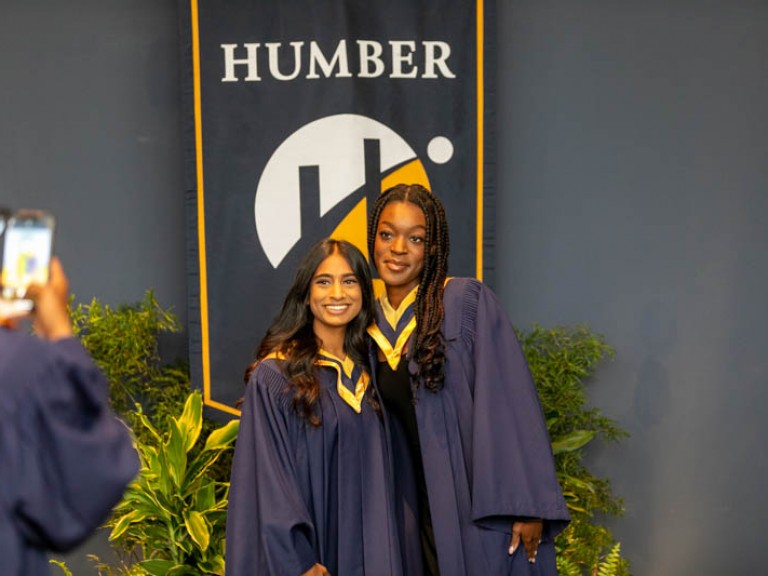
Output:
[181, 0, 496, 415]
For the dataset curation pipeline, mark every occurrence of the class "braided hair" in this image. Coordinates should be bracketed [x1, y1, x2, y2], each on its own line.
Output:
[368, 184, 450, 392]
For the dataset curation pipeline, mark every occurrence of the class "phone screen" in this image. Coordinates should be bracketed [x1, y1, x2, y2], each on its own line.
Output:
[1, 213, 54, 302]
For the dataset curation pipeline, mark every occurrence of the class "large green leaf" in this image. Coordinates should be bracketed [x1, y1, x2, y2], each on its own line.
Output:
[167, 566, 200, 576]
[139, 559, 176, 576]
[143, 445, 160, 471]
[135, 409, 162, 444]
[551, 429, 597, 454]
[558, 473, 598, 494]
[195, 479, 216, 512]
[204, 420, 240, 451]
[184, 509, 211, 552]
[109, 508, 149, 541]
[176, 393, 203, 453]
[198, 555, 226, 575]
[147, 435, 176, 499]
[122, 487, 172, 519]
[165, 419, 188, 489]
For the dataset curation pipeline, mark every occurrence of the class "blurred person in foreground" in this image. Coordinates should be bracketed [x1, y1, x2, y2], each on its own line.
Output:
[0, 257, 140, 576]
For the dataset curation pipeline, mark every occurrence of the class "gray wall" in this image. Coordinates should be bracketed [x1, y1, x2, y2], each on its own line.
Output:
[0, 1, 185, 573]
[2, 1, 766, 575]
[0, 0, 186, 328]
[496, 1, 768, 574]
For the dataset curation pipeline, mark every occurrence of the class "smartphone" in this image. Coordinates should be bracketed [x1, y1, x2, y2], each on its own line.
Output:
[0, 209, 10, 283]
[0, 209, 55, 313]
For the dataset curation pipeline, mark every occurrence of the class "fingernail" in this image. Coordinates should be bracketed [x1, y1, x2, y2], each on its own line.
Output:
[508, 545, 515, 555]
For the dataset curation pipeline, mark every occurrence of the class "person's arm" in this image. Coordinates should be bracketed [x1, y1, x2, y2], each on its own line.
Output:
[11, 257, 139, 551]
[226, 363, 322, 576]
[462, 281, 569, 560]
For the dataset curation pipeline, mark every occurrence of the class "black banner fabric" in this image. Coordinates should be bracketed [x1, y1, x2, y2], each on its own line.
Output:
[181, 0, 496, 415]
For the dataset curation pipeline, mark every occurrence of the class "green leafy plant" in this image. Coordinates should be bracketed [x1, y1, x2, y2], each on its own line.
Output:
[69, 292, 189, 441]
[97, 392, 239, 576]
[70, 291, 234, 488]
[67, 292, 236, 575]
[518, 325, 630, 576]
[597, 543, 623, 576]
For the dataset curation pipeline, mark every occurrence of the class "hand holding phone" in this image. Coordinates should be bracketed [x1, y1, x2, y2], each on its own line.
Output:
[0, 209, 55, 316]
[24, 257, 73, 340]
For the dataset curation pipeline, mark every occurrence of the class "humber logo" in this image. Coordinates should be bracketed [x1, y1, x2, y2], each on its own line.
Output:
[221, 40, 457, 82]
[254, 113, 454, 269]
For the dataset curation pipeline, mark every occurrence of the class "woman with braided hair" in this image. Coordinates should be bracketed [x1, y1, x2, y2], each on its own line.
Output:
[367, 184, 569, 576]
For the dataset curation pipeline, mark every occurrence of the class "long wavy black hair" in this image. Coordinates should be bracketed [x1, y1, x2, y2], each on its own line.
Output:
[367, 183, 450, 392]
[244, 238, 375, 424]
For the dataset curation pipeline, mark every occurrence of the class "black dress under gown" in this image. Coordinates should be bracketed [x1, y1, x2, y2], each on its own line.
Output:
[377, 357, 441, 576]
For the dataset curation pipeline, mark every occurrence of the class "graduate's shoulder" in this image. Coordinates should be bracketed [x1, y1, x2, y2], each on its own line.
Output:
[442, 277, 482, 338]
[241, 357, 301, 417]
[245, 357, 291, 393]
[444, 277, 505, 307]
[444, 276, 482, 299]
[442, 277, 509, 338]
[444, 276, 497, 314]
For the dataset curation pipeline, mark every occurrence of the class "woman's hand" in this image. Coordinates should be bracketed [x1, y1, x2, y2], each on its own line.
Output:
[509, 519, 543, 564]
[301, 563, 331, 576]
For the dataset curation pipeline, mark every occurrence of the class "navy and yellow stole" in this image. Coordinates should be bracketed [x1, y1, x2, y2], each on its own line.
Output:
[263, 350, 370, 413]
[315, 350, 370, 413]
[366, 285, 418, 371]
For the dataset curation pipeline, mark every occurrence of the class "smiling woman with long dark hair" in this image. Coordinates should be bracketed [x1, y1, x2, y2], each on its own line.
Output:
[226, 238, 403, 576]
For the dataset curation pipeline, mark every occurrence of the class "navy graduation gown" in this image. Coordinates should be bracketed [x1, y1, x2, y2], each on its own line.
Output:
[375, 278, 570, 576]
[226, 358, 403, 576]
[0, 329, 140, 576]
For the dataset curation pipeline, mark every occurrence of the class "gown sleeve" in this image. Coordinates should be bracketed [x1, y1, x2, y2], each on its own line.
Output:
[466, 282, 570, 539]
[225, 362, 318, 576]
[6, 335, 140, 552]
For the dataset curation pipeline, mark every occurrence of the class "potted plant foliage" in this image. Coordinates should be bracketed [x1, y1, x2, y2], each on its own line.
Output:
[518, 324, 630, 576]
[101, 392, 238, 576]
